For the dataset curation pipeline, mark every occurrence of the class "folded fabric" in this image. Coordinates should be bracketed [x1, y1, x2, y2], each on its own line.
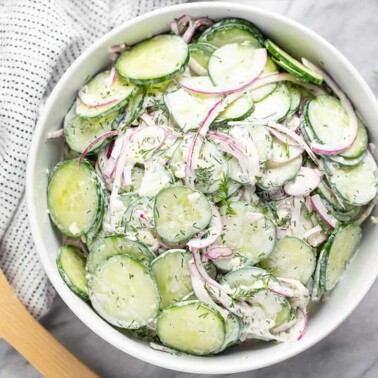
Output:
[0, 0, 186, 319]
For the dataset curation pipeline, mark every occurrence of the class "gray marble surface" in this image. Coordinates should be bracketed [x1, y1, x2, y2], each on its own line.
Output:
[1, 0, 378, 377]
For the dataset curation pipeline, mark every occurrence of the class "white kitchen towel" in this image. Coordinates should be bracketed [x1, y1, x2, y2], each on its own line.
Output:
[0, 0, 186, 319]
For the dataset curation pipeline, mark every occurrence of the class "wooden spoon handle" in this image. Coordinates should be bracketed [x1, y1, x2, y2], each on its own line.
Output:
[0, 294, 99, 378]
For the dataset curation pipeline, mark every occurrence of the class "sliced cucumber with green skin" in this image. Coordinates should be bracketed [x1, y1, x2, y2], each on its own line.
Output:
[199, 18, 263, 48]
[221, 266, 275, 293]
[75, 70, 137, 119]
[248, 83, 291, 122]
[120, 166, 145, 194]
[154, 186, 212, 244]
[88, 254, 160, 329]
[250, 56, 279, 103]
[244, 289, 292, 330]
[339, 120, 368, 159]
[47, 159, 104, 237]
[165, 87, 221, 132]
[315, 179, 351, 212]
[156, 300, 225, 355]
[260, 237, 316, 284]
[244, 124, 273, 163]
[86, 235, 155, 274]
[288, 84, 301, 116]
[151, 249, 192, 309]
[189, 42, 217, 70]
[118, 87, 146, 129]
[64, 102, 120, 154]
[215, 202, 276, 271]
[124, 195, 155, 231]
[258, 155, 303, 190]
[304, 96, 355, 148]
[194, 140, 229, 194]
[325, 151, 367, 167]
[265, 39, 323, 85]
[324, 152, 378, 206]
[213, 93, 255, 125]
[138, 162, 174, 197]
[116, 35, 189, 84]
[208, 43, 258, 87]
[57, 245, 88, 299]
[319, 223, 362, 291]
[222, 313, 243, 349]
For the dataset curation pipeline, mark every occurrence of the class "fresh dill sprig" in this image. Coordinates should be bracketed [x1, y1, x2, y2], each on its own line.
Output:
[215, 174, 236, 216]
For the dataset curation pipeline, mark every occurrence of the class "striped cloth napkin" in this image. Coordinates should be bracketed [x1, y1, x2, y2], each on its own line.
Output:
[0, 0, 186, 318]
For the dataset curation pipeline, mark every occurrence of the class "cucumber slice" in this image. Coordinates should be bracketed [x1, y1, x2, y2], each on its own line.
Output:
[194, 140, 229, 194]
[121, 166, 145, 194]
[288, 84, 301, 116]
[315, 179, 351, 211]
[325, 151, 367, 167]
[250, 56, 279, 103]
[47, 159, 104, 237]
[189, 42, 217, 70]
[116, 35, 189, 84]
[75, 70, 137, 119]
[339, 119, 368, 159]
[244, 289, 292, 330]
[165, 87, 221, 132]
[324, 152, 378, 206]
[123, 195, 156, 230]
[199, 18, 263, 48]
[151, 249, 192, 309]
[86, 235, 154, 274]
[319, 223, 362, 291]
[258, 155, 303, 189]
[88, 254, 160, 328]
[249, 83, 291, 122]
[138, 162, 174, 197]
[156, 300, 225, 355]
[64, 102, 119, 154]
[57, 245, 88, 299]
[222, 313, 243, 349]
[215, 202, 276, 270]
[118, 87, 146, 129]
[221, 266, 274, 292]
[304, 96, 355, 148]
[209, 43, 258, 87]
[154, 186, 212, 244]
[260, 237, 316, 284]
[245, 124, 273, 163]
[214, 93, 254, 125]
[265, 39, 323, 85]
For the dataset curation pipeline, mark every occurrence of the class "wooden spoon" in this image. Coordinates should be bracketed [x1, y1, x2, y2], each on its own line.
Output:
[0, 268, 99, 378]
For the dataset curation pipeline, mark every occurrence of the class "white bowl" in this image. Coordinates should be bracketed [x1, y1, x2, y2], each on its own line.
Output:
[26, 2, 378, 374]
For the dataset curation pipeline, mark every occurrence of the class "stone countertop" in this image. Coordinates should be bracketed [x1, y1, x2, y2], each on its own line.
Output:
[1, 0, 377, 377]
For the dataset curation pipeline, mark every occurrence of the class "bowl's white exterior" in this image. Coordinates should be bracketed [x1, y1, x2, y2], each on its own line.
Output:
[26, 2, 378, 374]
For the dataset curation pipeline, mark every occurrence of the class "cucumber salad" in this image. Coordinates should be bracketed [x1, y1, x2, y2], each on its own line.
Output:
[47, 16, 378, 356]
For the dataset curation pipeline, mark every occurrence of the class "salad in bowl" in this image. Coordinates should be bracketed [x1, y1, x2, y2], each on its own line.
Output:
[45, 15, 377, 357]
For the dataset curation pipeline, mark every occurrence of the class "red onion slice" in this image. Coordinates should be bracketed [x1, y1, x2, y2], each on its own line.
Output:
[184, 100, 224, 187]
[188, 57, 208, 76]
[272, 307, 308, 342]
[302, 59, 358, 155]
[208, 131, 259, 183]
[106, 66, 117, 88]
[187, 205, 222, 249]
[269, 128, 300, 146]
[284, 167, 322, 196]
[182, 17, 214, 44]
[310, 194, 339, 229]
[46, 128, 64, 140]
[79, 130, 120, 163]
[205, 245, 233, 260]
